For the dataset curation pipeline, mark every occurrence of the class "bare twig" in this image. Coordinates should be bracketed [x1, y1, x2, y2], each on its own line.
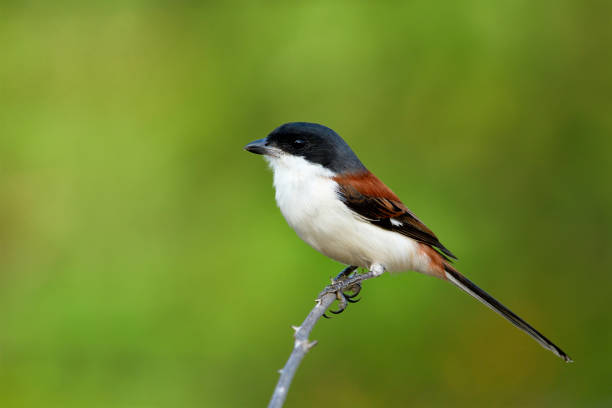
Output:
[267, 267, 381, 408]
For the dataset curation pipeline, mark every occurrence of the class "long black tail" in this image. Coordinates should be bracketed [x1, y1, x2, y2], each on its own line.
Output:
[444, 266, 572, 362]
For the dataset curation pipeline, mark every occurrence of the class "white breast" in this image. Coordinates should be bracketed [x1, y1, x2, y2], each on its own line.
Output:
[265, 154, 432, 274]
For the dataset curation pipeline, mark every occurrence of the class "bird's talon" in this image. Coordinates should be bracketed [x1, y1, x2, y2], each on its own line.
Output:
[319, 266, 363, 318]
[344, 287, 361, 298]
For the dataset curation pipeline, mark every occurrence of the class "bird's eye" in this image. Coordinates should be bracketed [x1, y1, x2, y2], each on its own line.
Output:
[292, 139, 306, 149]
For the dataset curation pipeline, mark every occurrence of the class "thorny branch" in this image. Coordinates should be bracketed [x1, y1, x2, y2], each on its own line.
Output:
[267, 267, 381, 408]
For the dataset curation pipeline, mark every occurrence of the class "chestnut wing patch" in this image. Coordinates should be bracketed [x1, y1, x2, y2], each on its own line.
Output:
[335, 180, 457, 260]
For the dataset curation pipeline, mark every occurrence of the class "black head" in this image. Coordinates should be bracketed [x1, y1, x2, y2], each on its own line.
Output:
[244, 122, 365, 174]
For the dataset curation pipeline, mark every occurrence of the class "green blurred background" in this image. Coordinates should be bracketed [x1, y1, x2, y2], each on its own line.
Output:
[1, 1, 611, 407]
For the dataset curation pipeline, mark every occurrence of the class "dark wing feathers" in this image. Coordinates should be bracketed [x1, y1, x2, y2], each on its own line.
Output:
[335, 177, 457, 260]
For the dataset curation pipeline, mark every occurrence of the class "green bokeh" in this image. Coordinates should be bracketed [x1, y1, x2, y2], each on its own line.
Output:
[1, 1, 611, 407]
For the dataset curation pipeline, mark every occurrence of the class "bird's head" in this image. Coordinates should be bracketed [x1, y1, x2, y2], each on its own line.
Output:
[244, 122, 365, 174]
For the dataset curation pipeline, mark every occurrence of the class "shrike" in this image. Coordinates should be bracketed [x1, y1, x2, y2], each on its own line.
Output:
[245, 122, 571, 362]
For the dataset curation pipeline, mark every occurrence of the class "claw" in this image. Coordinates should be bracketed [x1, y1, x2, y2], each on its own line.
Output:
[323, 313, 332, 319]
[346, 297, 361, 303]
[327, 290, 350, 315]
[345, 283, 362, 298]
[344, 290, 359, 299]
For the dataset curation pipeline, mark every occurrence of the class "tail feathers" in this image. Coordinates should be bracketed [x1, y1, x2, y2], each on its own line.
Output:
[444, 266, 572, 363]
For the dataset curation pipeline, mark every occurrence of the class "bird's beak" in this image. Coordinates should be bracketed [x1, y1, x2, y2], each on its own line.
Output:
[243, 138, 269, 155]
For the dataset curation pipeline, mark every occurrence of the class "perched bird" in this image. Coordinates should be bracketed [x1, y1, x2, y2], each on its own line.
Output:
[244, 122, 571, 362]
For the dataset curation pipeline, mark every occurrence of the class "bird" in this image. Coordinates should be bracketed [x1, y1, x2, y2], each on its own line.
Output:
[244, 122, 572, 362]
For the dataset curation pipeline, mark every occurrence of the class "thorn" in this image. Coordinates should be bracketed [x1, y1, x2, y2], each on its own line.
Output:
[291, 325, 301, 333]
[278, 369, 284, 374]
[294, 339, 318, 352]
[315, 298, 322, 307]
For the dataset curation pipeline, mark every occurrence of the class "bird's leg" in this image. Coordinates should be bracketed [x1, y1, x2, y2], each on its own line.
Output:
[333, 265, 358, 282]
[320, 264, 384, 297]
[335, 265, 361, 302]
[320, 264, 385, 316]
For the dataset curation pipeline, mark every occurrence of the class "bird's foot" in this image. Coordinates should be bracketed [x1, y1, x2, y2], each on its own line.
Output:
[324, 282, 362, 317]
[318, 264, 386, 318]
[318, 265, 364, 318]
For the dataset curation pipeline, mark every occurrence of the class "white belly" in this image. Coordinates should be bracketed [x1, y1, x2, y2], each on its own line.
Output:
[267, 155, 432, 274]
